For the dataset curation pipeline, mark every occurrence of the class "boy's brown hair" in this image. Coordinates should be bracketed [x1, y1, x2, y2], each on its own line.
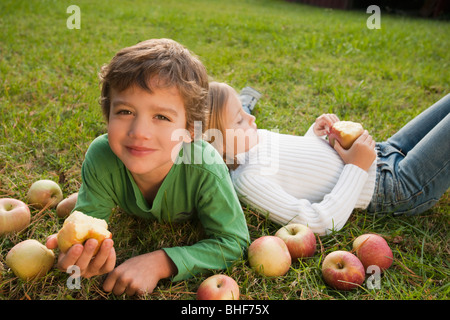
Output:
[99, 38, 209, 133]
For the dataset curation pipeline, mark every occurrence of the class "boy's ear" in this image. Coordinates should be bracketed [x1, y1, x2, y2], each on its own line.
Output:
[183, 133, 192, 143]
[184, 125, 194, 143]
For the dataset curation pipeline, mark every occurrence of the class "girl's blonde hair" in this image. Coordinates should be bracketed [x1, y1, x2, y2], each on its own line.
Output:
[206, 81, 229, 140]
[206, 81, 239, 169]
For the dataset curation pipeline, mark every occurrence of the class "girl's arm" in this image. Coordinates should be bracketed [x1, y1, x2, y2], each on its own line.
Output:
[232, 164, 370, 235]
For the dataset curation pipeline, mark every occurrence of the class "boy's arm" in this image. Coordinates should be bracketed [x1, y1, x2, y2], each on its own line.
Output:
[162, 175, 250, 282]
[47, 136, 118, 276]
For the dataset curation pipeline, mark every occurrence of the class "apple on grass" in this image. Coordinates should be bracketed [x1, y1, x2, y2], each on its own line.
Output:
[6, 239, 55, 281]
[0, 198, 31, 235]
[275, 223, 316, 260]
[321, 250, 365, 291]
[248, 236, 291, 277]
[353, 233, 393, 272]
[196, 274, 240, 300]
[56, 192, 78, 218]
[328, 121, 364, 150]
[27, 179, 63, 209]
[57, 210, 112, 255]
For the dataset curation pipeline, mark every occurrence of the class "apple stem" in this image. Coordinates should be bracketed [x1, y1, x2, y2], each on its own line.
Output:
[337, 262, 344, 269]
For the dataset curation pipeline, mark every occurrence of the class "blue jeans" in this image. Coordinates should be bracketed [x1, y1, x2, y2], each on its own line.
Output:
[367, 93, 450, 215]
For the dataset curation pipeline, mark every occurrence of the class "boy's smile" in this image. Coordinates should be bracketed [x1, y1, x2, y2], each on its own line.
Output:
[107, 83, 190, 195]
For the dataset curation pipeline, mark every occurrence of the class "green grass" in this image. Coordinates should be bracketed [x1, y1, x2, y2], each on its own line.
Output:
[0, 0, 449, 300]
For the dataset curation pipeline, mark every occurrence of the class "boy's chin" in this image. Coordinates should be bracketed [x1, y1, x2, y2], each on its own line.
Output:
[125, 161, 174, 179]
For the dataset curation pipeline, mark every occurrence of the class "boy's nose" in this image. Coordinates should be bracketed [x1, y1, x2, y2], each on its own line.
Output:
[128, 117, 152, 139]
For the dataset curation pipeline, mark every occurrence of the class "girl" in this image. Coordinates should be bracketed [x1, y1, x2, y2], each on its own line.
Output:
[206, 82, 449, 235]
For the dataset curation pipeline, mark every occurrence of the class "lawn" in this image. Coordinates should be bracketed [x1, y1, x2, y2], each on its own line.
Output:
[0, 0, 449, 301]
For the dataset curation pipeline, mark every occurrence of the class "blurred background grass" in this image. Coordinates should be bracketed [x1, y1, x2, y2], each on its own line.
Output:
[0, 0, 448, 300]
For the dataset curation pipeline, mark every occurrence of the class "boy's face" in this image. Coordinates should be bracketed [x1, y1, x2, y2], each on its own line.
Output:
[108, 83, 190, 183]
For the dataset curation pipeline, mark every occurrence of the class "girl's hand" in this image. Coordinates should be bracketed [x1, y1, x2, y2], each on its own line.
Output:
[333, 130, 376, 171]
[314, 113, 340, 136]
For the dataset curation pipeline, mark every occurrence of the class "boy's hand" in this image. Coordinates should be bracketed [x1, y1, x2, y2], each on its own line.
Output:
[313, 113, 340, 136]
[102, 250, 177, 296]
[333, 130, 376, 171]
[46, 234, 116, 278]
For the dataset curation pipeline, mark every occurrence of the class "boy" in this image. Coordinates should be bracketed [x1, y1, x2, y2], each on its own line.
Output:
[46, 39, 249, 296]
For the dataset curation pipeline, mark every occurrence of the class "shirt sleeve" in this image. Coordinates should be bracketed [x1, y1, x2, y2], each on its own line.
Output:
[232, 164, 369, 235]
[73, 137, 118, 222]
[162, 173, 250, 282]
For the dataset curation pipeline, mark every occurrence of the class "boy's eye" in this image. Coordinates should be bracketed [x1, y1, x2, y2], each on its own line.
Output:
[117, 109, 133, 115]
[155, 114, 170, 121]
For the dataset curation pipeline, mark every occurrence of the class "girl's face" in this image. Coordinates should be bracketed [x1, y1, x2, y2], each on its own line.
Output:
[222, 85, 258, 158]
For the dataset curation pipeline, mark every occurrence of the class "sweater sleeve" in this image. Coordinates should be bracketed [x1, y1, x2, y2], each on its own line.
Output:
[232, 164, 369, 235]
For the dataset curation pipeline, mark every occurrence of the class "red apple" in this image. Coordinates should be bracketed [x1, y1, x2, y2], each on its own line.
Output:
[328, 121, 364, 149]
[275, 223, 316, 260]
[27, 179, 63, 209]
[6, 239, 55, 281]
[196, 274, 240, 300]
[248, 236, 291, 277]
[0, 198, 31, 235]
[56, 192, 78, 218]
[353, 233, 393, 272]
[321, 250, 365, 290]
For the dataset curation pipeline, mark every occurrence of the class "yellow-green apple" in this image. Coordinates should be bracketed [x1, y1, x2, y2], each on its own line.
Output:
[56, 192, 78, 218]
[57, 211, 112, 255]
[27, 179, 63, 209]
[328, 121, 364, 149]
[275, 223, 316, 260]
[248, 236, 291, 277]
[321, 250, 365, 290]
[6, 239, 55, 281]
[196, 274, 240, 300]
[0, 198, 31, 235]
[353, 233, 393, 272]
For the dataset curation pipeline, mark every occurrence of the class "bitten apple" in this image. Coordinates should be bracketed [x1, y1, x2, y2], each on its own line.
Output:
[56, 193, 78, 218]
[321, 250, 365, 290]
[6, 239, 55, 281]
[0, 198, 31, 235]
[57, 211, 112, 255]
[353, 233, 393, 272]
[27, 179, 63, 209]
[275, 223, 316, 260]
[196, 274, 240, 300]
[328, 121, 364, 149]
[248, 236, 291, 277]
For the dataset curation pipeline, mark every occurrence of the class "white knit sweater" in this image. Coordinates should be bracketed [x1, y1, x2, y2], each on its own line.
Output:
[230, 126, 377, 235]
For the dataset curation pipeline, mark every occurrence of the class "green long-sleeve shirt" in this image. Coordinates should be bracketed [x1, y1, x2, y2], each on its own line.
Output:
[74, 134, 249, 281]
